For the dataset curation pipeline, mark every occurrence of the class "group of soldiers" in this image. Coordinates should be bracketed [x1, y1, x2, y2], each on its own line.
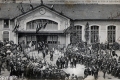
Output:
[37, 41, 54, 61]
[0, 40, 69, 80]
[63, 42, 120, 79]
[56, 53, 78, 69]
[83, 52, 120, 79]
[0, 40, 120, 80]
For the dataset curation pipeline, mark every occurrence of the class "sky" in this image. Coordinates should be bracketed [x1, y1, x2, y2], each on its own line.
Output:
[0, 0, 120, 4]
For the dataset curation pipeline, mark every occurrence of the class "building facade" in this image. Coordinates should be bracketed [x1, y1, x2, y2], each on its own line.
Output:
[0, 3, 120, 49]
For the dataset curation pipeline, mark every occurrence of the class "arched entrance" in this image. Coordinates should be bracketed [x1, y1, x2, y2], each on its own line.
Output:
[18, 19, 59, 49]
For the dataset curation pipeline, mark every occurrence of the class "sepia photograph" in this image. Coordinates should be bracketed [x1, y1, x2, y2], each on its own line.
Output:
[0, 0, 120, 80]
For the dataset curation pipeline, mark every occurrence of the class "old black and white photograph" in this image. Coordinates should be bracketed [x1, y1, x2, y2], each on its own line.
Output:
[0, 0, 120, 80]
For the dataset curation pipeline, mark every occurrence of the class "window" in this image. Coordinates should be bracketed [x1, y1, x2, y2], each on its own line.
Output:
[26, 19, 58, 30]
[107, 26, 116, 43]
[47, 35, 58, 44]
[91, 26, 99, 43]
[26, 35, 36, 45]
[75, 25, 82, 42]
[27, 21, 34, 29]
[4, 19, 9, 28]
[70, 25, 82, 43]
[3, 31, 9, 42]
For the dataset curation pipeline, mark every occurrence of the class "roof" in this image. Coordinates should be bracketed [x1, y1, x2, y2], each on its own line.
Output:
[13, 4, 71, 19]
[0, 3, 120, 19]
[0, 3, 39, 19]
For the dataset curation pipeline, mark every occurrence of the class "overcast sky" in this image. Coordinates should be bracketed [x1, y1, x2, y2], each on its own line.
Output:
[0, 0, 120, 4]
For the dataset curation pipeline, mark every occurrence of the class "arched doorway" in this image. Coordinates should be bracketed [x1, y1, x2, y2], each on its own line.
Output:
[18, 19, 59, 49]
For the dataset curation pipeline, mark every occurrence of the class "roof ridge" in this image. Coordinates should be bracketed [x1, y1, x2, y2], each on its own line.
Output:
[0, 3, 120, 19]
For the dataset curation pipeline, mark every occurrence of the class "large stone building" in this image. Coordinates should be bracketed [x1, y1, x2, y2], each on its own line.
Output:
[0, 3, 120, 49]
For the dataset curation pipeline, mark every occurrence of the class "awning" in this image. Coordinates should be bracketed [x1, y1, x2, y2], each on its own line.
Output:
[17, 30, 65, 34]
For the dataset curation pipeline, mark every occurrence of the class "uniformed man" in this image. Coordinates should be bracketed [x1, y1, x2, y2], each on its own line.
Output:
[50, 51, 53, 61]
[93, 66, 98, 80]
[38, 42, 43, 54]
[70, 57, 74, 68]
[65, 57, 69, 68]
[56, 58, 60, 69]
[73, 56, 77, 68]
[84, 68, 88, 78]
[88, 67, 91, 75]
[60, 57, 65, 69]
[103, 65, 107, 79]
[42, 50, 46, 59]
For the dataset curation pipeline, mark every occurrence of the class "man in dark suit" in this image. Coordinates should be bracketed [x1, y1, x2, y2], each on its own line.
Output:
[73, 57, 77, 68]
[50, 51, 53, 61]
[56, 58, 60, 69]
[38, 42, 43, 54]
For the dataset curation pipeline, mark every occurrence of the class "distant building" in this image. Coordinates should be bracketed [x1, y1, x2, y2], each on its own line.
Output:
[0, 3, 120, 49]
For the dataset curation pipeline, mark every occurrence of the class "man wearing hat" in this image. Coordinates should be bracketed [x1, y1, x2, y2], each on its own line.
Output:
[73, 56, 77, 68]
[50, 50, 53, 61]
[65, 57, 69, 68]
[103, 65, 107, 79]
[56, 58, 60, 69]
[42, 49, 46, 59]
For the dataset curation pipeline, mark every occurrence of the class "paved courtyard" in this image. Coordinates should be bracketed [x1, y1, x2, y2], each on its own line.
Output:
[1, 50, 120, 80]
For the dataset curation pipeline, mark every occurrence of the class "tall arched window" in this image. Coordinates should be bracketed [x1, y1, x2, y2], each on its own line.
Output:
[107, 26, 116, 43]
[91, 26, 99, 43]
[75, 25, 82, 42]
[70, 25, 82, 43]
[3, 31, 9, 42]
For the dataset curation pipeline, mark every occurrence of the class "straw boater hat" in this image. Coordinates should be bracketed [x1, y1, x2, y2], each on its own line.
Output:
[6, 43, 11, 47]
[6, 49, 11, 53]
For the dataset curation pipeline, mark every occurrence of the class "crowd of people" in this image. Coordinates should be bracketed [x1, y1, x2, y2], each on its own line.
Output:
[0, 40, 120, 80]
[62, 43, 120, 80]
[0, 40, 68, 80]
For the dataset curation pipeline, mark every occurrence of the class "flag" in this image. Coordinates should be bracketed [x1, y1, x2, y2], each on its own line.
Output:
[29, 0, 33, 9]
[41, 0, 43, 4]
[36, 24, 39, 33]
[36, 23, 42, 33]
[51, 5, 54, 9]
[20, 2, 24, 13]
[43, 22, 47, 29]
[64, 21, 74, 34]
[12, 23, 19, 32]
[30, 4, 33, 9]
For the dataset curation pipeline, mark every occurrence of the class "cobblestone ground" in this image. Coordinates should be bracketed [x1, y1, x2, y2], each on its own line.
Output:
[1, 50, 120, 80]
